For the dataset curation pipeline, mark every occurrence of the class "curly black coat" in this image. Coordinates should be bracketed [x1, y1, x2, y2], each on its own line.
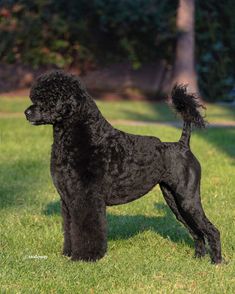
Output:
[25, 71, 222, 264]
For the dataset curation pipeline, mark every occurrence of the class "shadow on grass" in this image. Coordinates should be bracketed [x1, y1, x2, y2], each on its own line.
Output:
[44, 200, 61, 215]
[196, 128, 235, 160]
[43, 200, 193, 247]
[0, 159, 48, 209]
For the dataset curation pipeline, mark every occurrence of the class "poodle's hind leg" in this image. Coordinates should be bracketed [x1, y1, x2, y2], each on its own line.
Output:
[160, 183, 206, 258]
[172, 178, 222, 264]
[178, 193, 222, 264]
[70, 193, 107, 262]
[61, 199, 72, 257]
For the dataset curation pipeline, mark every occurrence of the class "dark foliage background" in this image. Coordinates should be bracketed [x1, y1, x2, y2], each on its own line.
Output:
[0, 0, 234, 101]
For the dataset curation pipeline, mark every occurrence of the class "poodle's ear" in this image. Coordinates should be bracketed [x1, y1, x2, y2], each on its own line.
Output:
[55, 96, 78, 118]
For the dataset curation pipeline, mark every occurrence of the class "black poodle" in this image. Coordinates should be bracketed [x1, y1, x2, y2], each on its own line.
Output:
[25, 71, 222, 264]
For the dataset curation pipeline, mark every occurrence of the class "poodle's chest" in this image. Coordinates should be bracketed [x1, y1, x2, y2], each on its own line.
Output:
[50, 145, 80, 198]
[50, 160, 83, 203]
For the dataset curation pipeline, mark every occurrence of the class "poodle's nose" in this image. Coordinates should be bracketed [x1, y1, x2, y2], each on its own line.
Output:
[25, 108, 32, 118]
[25, 109, 31, 115]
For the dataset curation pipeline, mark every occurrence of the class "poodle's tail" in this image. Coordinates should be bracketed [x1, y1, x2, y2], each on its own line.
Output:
[171, 85, 206, 147]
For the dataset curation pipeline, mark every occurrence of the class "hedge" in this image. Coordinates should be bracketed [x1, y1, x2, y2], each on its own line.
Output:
[0, 0, 234, 100]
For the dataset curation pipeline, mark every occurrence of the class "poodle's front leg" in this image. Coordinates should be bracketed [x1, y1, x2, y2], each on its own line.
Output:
[61, 199, 72, 256]
[70, 192, 107, 262]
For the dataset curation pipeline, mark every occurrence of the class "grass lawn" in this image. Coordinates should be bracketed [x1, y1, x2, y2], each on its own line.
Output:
[0, 97, 235, 123]
[0, 100, 235, 293]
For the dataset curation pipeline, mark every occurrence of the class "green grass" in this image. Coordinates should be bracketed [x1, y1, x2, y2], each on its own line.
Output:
[0, 113, 235, 293]
[1, 97, 235, 122]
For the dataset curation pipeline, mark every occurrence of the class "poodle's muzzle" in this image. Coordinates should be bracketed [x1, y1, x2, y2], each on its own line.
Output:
[24, 105, 48, 125]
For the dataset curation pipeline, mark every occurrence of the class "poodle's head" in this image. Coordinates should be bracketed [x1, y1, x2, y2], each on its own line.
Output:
[25, 71, 85, 125]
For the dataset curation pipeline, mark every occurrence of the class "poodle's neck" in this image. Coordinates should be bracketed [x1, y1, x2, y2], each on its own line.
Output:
[53, 99, 113, 147]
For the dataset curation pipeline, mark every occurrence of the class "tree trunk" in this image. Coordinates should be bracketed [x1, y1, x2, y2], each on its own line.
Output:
[172, 0, 198, 93]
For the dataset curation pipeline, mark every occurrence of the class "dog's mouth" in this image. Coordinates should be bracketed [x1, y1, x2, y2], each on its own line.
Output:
[25, 106, 48, 126]
[25, 111, 47, 125]
[29, 120, 46, 126]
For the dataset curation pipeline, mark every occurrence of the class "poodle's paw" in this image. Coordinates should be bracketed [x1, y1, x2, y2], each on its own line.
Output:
[71, 254, 86, 262]
[71, 251, 105, 262]
[194, 247, 207, 258]
[211, 256, 223, 265]
[194, 240, 207, 259]
[62, 247, 72, 257]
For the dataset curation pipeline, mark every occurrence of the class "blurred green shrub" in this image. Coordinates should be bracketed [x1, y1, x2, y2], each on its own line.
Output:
[0, 0, 175, 69]
[0, 0, 234, 100]
[196, 0, 235, 101]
